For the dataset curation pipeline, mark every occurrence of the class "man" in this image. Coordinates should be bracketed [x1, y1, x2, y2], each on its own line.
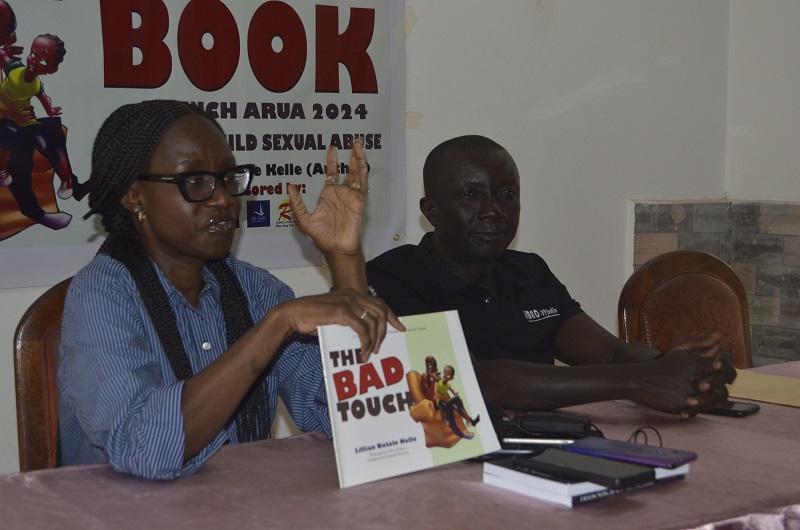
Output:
[366, 135, 735, 418]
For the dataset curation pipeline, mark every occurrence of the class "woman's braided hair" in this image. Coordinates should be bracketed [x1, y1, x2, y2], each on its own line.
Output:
[86, 100, 271, 442]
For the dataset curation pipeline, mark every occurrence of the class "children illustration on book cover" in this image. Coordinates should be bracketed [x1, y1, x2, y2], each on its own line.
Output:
[407, 355, 480, 446]
[436, 364, 480, 439]
[319, 311, 500, 488]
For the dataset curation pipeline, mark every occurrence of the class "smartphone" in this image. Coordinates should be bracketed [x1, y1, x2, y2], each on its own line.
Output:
[707, 400, 760, 417]
[563, 437, 697, 469]
[512, 448, 655, 489]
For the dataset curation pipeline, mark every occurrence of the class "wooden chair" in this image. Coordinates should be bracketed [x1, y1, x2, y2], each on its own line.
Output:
[618, 250, 752, 369]
[14, 277, 72, 471]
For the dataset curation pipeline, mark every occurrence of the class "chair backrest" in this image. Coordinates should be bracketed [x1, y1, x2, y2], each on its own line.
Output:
[618, 250, 752, 369]
[14, 277, 72, 472]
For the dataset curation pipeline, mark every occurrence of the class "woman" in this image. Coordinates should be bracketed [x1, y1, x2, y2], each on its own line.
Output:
[58, 100, 401, 479]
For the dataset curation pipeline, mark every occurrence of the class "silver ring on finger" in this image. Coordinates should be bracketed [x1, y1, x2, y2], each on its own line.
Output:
[359, 308, 368, 320]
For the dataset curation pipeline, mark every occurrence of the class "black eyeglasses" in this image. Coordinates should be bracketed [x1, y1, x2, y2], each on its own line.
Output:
[137, 164, 255, 202]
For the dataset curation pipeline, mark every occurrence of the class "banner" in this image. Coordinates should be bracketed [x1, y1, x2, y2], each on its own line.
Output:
[0, 0, 405, 288]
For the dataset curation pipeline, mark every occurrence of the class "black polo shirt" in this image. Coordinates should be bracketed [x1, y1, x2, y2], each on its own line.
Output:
[366, 233, 584, 365]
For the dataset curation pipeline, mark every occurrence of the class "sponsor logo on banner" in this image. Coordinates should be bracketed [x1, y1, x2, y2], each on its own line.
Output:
[247, 200, 270, 228]
[276, 199, 297, 227]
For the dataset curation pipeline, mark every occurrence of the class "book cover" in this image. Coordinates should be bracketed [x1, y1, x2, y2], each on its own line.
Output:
[318, 310, 501, 488]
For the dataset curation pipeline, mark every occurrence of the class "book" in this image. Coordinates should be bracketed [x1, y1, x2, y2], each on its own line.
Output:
[483, 457, 688, 508]
[484, 457, 608, 496]
[484, 472, 662, 507]
[318, 310, 500, 488]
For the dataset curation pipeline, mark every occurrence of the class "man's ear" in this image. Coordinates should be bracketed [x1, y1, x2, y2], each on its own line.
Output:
[420, 197, 438, 226]
[121, 182, 144, 214]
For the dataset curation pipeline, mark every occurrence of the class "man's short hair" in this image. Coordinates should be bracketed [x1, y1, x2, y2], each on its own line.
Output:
[422, 135, 509, 196]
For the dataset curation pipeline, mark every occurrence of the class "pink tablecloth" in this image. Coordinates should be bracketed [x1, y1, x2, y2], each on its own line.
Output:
[1, 362, 799, 529]
[750, 360, 800, 378]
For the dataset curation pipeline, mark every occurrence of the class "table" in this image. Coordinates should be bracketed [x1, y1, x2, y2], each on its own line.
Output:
[750, 359, 800, 378]
[2, 363, 799, 530]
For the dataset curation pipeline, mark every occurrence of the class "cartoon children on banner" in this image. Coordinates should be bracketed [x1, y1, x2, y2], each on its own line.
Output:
[0, 0, 88, 240]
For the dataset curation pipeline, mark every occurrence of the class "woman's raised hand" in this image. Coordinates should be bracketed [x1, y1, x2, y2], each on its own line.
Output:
[288, 138, 368, 255]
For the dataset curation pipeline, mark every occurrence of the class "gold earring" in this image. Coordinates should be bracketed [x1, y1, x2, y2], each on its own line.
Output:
[138, 210, 147, 223]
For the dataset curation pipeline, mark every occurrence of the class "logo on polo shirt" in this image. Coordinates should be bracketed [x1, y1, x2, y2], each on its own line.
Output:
[523, 307, 560, 322]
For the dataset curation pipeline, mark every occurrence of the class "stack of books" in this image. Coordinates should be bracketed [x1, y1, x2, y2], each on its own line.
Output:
[483, 447, 690, 508]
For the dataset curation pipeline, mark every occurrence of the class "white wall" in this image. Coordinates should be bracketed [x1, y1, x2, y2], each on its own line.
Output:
[0, 0, 734, 474]
[401, 0, 729, 321]
[726, 0, 800, 200]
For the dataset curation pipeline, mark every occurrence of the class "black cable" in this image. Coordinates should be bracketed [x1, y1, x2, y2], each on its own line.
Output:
[626, 426, 663, 447]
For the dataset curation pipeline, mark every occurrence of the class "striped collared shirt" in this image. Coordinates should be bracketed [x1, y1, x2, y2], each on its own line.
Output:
[58, 253, 331, 479]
